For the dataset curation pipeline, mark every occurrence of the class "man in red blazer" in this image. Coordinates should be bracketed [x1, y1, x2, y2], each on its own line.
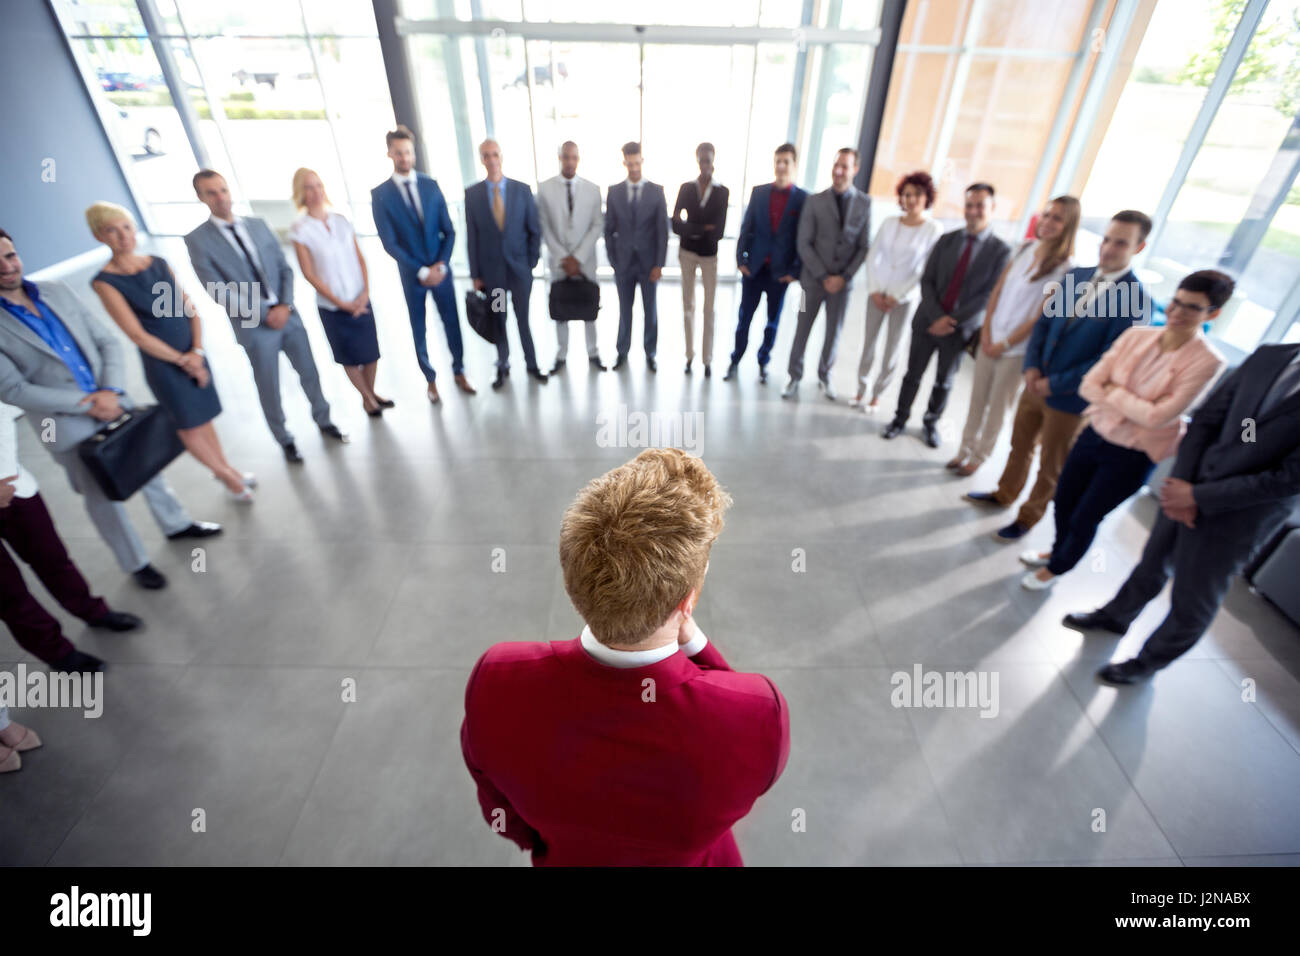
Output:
[461, 448, 790, 866]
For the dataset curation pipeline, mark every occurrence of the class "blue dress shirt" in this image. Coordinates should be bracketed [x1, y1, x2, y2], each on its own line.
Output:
[0, 279, 103, 393]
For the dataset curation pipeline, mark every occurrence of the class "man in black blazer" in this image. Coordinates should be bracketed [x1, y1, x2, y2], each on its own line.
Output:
[1065, 342, 1300, 685]
[606, 142, 668, 372]
[672, 143, 729, 376]
[883, 183, 1010, 448]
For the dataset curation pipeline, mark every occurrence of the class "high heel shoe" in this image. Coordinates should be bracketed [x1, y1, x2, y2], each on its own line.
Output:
[227, 482, 255, 503]
[6, 724, 41, 752]
[0, 748, 19, 773]
[364, 401, 383, 417]
[375, 396, 395, 408]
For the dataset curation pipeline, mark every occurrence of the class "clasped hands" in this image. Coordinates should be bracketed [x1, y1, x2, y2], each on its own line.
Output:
[1159, 477, 1197, 529]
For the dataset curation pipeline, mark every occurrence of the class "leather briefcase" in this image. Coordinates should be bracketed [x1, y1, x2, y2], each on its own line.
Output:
[549, 276, 600, 322]
[464, 290, 501, 345]
[76, 405, 184, 502]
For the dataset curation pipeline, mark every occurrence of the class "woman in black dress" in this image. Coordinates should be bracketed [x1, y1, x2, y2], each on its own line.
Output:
[87, 202, 254, 502]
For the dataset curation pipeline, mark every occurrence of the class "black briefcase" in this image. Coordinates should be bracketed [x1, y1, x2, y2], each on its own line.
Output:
[464, 290, 501, 345]
[549, 276, 600, 322]
[76, 405, 184, 502]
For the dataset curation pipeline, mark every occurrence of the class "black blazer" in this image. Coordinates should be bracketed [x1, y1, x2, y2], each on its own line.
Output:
[1172, 342, 1300, 548]
[672, 180, 729, 257]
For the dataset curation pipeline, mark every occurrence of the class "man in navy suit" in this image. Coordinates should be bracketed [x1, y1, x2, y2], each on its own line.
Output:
[371, 125, 475, 404]
[1066, 340, 1300, 685]
[724, 143, 806, 384]
[605, 142, 668, 372]
[465, 139, 546, 389]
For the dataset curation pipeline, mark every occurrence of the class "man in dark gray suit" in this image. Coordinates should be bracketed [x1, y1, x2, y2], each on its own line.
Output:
[783, 148, 871, 400]
[1065, 341, 1300, 685]
[605, 142, 668, 372]
[884, 182, 1010, 448]
[185, 170, 346, 462]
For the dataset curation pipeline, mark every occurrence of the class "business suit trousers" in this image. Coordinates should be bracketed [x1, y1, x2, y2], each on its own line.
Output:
[400, 272, 465, 381]
[892, 325, 967, 427]
[243, 314, 332, 447]
[53, 449, 191, 573]
[1047, 427, 1155, 575]
[992, 390, 1086, 530]
[787, 280, 849, 382]
[1100, 512, 1261, 669]
[492, 273, 539, 373]
[555, 319, 599, 360]
[615, 269, 658, 361]
[958, 350, 1024, 465]
[0, 492, 110, 664]
[730, 266, 788, 368]
[857, 297, 917, 400]
[679, 250, 717, 364]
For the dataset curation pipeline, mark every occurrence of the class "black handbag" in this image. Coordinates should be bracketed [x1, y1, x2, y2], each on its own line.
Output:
[549, 276, 600, 322]
[464, 290, 501, 345]
[76, 405, 184, 502]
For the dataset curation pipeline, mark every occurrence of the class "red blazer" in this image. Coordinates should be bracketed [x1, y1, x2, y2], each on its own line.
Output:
[461, 636, 790, 866]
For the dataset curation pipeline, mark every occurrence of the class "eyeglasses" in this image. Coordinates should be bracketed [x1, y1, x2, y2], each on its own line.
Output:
[1166, 297, 1211, 315]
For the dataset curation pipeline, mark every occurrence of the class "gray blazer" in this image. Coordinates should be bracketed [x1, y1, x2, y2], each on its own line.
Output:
[914, 227, 1012, 340]
[796, 186, 871, 285]
[184, 216, 296, 344]
[604, 180, 668, 276]
[0, 279, 131, 452]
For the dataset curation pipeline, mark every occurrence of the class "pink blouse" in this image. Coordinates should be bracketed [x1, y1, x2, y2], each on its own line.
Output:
[1079, 326, 1225, 463]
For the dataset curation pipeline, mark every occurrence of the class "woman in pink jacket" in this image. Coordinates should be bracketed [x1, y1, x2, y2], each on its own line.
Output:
[1019, 270, 1231, 591]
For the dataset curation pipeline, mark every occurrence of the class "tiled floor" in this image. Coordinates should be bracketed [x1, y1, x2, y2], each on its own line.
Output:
[2, 236, 1297, 866]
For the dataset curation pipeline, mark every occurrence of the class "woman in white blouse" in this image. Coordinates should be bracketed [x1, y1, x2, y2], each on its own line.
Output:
[948, 195, 1080, 477]
[289, 168, 391, 416]
[851, 171, 944, 411]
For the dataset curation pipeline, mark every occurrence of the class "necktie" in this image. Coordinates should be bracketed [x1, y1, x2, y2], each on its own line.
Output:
[1261, 358, 1300, 416]
[225, 222, 267, 289]
[492, 183, 506, 231]
[566, 179, 574, 216]
[630, 183, 639, 230]
[403, 180, 422, 225]
[941, 234, 975, 314]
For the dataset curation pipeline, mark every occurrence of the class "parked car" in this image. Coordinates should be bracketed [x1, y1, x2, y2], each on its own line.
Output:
[232, 69, 279, 89]
[508, 63, 568, 88]
[98, 69, 149, 92]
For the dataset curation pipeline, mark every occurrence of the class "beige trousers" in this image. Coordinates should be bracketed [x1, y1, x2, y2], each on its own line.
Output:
[680, 249, 718, 364]
[958, 350, 1025, 465]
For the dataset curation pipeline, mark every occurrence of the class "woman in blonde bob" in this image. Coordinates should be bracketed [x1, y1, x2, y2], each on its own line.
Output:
[86, 201, 254, 502]
[289, 168, 389, 415]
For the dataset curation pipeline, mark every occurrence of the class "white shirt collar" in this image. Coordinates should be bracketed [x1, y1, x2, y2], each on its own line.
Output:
[579, 624, 709, 667]
[1094, 264, 1129, 283]
[391, 170, 417, 187]
[210, 213, 240, 230]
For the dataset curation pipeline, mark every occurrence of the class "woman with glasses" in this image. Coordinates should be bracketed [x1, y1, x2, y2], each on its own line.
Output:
[1019, 270, 1230, 591]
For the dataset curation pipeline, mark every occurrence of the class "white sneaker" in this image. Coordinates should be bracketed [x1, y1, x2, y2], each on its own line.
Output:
[1019, 549, 1050, 569]
[849, 391, 866, 408]
[818, 379, 838, 401]
[781, 378, 799, 399]
[1020, 570, 1056, 591]
[228, 485, 255, 504]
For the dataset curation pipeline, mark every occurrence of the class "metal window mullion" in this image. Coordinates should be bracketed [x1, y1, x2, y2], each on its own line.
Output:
[930, 0, 985, 187]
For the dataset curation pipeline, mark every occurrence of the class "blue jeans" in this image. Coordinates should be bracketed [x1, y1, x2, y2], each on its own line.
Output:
[731, 265, 789, 367]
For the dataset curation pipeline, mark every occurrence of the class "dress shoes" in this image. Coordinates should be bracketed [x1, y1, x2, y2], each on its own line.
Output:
[53, 648, 106, 673]
[781, 378, 799, 399]
[528, 368, 549, 383]
[945, 456, 965, 470]
[549, 358, 566, 375]
[492, 368, 509, 390]
[428, 382, 441, 404]
[647, 357, 657, 373]
[1097, 658, 1155, 686]
[1062, 611, 1127, 635]
[881, 420, 905, 439]
[685, 359, 693, 374]
[132, 564, 167, 589]
[590, 355, 607, 371]
[759, 366, 769, 384]
[992, 522, 1029, 542]
[963, 491, 1001, 505]
[723, 363, 738, 381]
[704, 364, 712, 378]
[921, 423, 941, 448]
[167, 521, 223, 540]
[818, 379, 837, 401]
[612, 355, 627, 370]
[89, 610, 142, 632]
[320, 424, 350, 443]
[454, 374, 476, 395]
[283, 442, 304, 463]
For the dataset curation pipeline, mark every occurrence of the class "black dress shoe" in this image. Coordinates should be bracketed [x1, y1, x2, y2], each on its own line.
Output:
[921, 423, 941, 448]
[53, 649, 105, 673]
[1097, 658, 1155, 686]
[590, 355, 607, 371]
[320, 424, 350, 443]
[881, 421, 905, 439]
[549, 359, 566, 375]
[491, 369, 508, 390]
[132, 564, 167, 590]
[1063, 611, 1127, 635]
[89, 611, 142, 632]
[759, 367, 768, 384]
[376, 397, 396, 408]
[723, 363, 738, 381]
[283, 442, 304, 463]
[166, 521, 223, 540]
[529, 368, 549, 383]
[612, 356, 627, 370]
[365, 404, 384, 417]
[647, 357, 657, 373]
[704, 364, 712, 378]
[685, 360, 693, 374]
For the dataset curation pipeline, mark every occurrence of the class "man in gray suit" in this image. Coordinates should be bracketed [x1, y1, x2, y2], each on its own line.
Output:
[605, 142, 668, 372]
[783, 148, 871, 400]
[0, 228, 219, 590]
[185, 170, 346, 462]
[883, 182, 1010, 448]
